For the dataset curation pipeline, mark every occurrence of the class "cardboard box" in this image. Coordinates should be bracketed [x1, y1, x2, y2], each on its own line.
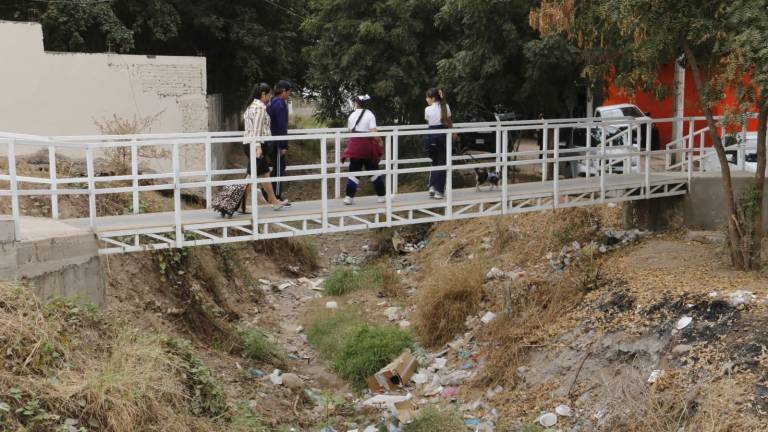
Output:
[366, 349, 418, 392]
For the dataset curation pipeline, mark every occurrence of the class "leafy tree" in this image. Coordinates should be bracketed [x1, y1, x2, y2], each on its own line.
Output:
[531, 0, 766, 269]
[302, 0, 445, 125]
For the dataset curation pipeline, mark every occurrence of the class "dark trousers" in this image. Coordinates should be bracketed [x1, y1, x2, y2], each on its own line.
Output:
[426, 133, 447, 194]
[270, 145, 287, 200]
[346, 158, 385, 198]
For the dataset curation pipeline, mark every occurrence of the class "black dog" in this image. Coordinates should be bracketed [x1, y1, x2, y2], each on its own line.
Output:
[474, 168, 500, 192]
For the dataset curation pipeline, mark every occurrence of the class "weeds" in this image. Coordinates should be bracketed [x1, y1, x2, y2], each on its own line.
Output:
[333, 325, 413, 388]
[413, 262, 485, 347]
[239, 326, 283, 365]
[306, 307, 364, 361]
[323, 264, 397, 296]
[257, 237, 320, 271]
[402, 406, 465, 432]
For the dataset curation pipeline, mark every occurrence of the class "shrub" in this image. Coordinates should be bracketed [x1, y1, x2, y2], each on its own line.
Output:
[305, 307, 364, 361]
[413, 262, 485, 347]
[323, 268, 360, 296]
[333, 325, 413, 388]
[239, 326, 282, 364]
[403, 406, 465, 432]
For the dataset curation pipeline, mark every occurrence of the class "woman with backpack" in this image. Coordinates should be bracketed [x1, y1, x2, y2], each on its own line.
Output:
[341, 94, 386, 205]
[242, 83, 288, 212]
[424, 88, 454, 199]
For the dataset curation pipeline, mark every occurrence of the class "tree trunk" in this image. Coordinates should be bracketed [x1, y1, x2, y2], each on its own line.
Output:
[751, 101, 768, 268]
[681, 39, 745, 269]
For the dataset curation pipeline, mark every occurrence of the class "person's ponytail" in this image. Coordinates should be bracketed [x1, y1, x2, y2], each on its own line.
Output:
[438, 89, 453, 128]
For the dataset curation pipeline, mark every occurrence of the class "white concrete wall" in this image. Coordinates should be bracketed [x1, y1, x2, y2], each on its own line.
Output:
[0, 21, 207, 137]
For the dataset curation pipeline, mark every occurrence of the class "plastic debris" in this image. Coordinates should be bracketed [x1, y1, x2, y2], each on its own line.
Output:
[384, 307, 401, 321]
[648, 369, 664, 384]
[676, 316, 692, 330]
[539, 412, 557, 427]
[431, 357, 448, 370]
[480, 311, 497, 324]
[398, 320, 411, 329]
[555, 404, 572, 417]
[465, 418, 482, 427]
[411, 372, 429, 385]
[727, 290, 756, 307]
[441, 386, 460, 399]
[269, 369, 283, 385]
[325, 301, 338, 309]
[247, 368, 265, 379]
[441, 370, 472, 386]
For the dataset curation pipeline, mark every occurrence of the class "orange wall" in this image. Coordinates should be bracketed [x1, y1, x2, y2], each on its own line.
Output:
[604, 63, 757, 148]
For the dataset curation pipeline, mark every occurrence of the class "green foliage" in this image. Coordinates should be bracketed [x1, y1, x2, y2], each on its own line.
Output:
[323, 264, 388, 296]
[402, 406, 465, 432]
[238, 326, 282, 363]
[228, 400, 267, 432]
[303, 0, 445, 124]
[163, 336, 229, 418]
[306, 307, 364, 361]
[333, 324, 413, 388]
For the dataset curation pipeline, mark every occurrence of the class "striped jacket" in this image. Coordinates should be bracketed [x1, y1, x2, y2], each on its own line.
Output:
[243, 99, 271, 150]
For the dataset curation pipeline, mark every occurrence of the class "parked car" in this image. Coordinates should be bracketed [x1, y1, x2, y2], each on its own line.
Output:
[567, 103, 660, 176]
[455, 111, 518, 153]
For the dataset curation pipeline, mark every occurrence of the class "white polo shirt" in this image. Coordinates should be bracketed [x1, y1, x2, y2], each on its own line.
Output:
[348, 109, 377, 132]
[425, 102, 451, 126]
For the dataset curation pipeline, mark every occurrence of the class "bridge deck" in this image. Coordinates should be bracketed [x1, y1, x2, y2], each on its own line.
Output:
[54, 173, 686, 235]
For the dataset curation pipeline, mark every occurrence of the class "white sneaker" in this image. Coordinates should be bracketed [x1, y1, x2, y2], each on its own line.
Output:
[428, 186, 436, 197]
[343, 196, 354, 205]
[377, 196, 386, 203]
[433, 192, 444, 199]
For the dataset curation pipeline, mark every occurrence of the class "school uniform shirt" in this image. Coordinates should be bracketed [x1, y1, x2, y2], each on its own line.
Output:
[244, 99, 271, 150]
[425, 102, 451, 126]
[267, 96, 289, 149]
[347, 109, 377, 132]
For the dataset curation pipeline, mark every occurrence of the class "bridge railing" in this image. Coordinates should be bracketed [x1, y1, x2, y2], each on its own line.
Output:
[0, 115, 730, 249]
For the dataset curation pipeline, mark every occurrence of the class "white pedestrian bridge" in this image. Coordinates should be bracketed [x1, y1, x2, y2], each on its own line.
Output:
[0, 115, 752, 254]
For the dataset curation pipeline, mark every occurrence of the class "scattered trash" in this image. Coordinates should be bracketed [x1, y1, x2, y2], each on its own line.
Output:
[486, 267, 507, 281]
[676, 316, 692, 330]
[366, 350, 418, 392]
[325, 301, 339, 309]
[393, 399, 418, 424]
[648, 369, 664, 384]
[480, 311, 497, 324]
[411, 372, 429, 385]
[441, 386, 460, 399]
[269, 369, 283, 385]
[440, 370, 472, 386]
[320, 426, 337, 432]
[363, 426, 378, 432]
[486, 385, 503, 400]
[384, 306, 401, 321]
[538, 412, 557, 427]
[464, 418, 481, 428]
[398, 320, 411, 329]
[672, 344, 693, 356]
[277, 281, 293, 291]
[727, 290, 756, 307]
[431, 357, 448, 370]
[296, 325, 304, 334]
[555, 404, 572, 417]
[247, 368, 265, 379]
[304, 388, 323, 404]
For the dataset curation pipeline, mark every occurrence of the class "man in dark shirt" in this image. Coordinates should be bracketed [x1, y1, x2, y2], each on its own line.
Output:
[266, 80, 291, 203]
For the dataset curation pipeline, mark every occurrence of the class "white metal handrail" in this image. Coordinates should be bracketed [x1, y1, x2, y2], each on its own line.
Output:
[1, 115, 756, 252]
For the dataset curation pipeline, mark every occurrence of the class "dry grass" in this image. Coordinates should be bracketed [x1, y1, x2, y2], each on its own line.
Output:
[413, 261, 486, 347]
[481, 274, 585, 385]
[602, 369, 765, 431]
[0, 282, 237, 431]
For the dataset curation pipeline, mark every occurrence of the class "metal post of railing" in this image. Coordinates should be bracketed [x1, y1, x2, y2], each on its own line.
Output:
[250, 140, 259, 240]
[334, 132, 341, 199]
[495, 122, 502, 174]
[501, 128, 509, 214]
[599, 126, 606, 203]
[541, 125, 548, 182]
[172, 142, 183, 248]
[739, 120, 747, 171]
[644, 122, 651, 198]
[586, 122, 592, 178]
[445, 131, 453, 219]
[622, 125, 630, 174]
[47, 144, 58, 219]
[131, 139, 139, 214]
[385, 134, 392, 227]
[204, 136, 212, 209]
[392, 129, 399, 196]
[321, 137, 329, 229]
[699, 129, 705, 173]
[86, 146, 97, 229]
[553, 127, 560, 209]
[8, 139, 20, 240]
[687, 121, 694, 178]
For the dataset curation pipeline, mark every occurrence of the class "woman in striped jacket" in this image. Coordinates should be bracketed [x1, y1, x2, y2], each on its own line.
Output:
[243, 83, 287, 211]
